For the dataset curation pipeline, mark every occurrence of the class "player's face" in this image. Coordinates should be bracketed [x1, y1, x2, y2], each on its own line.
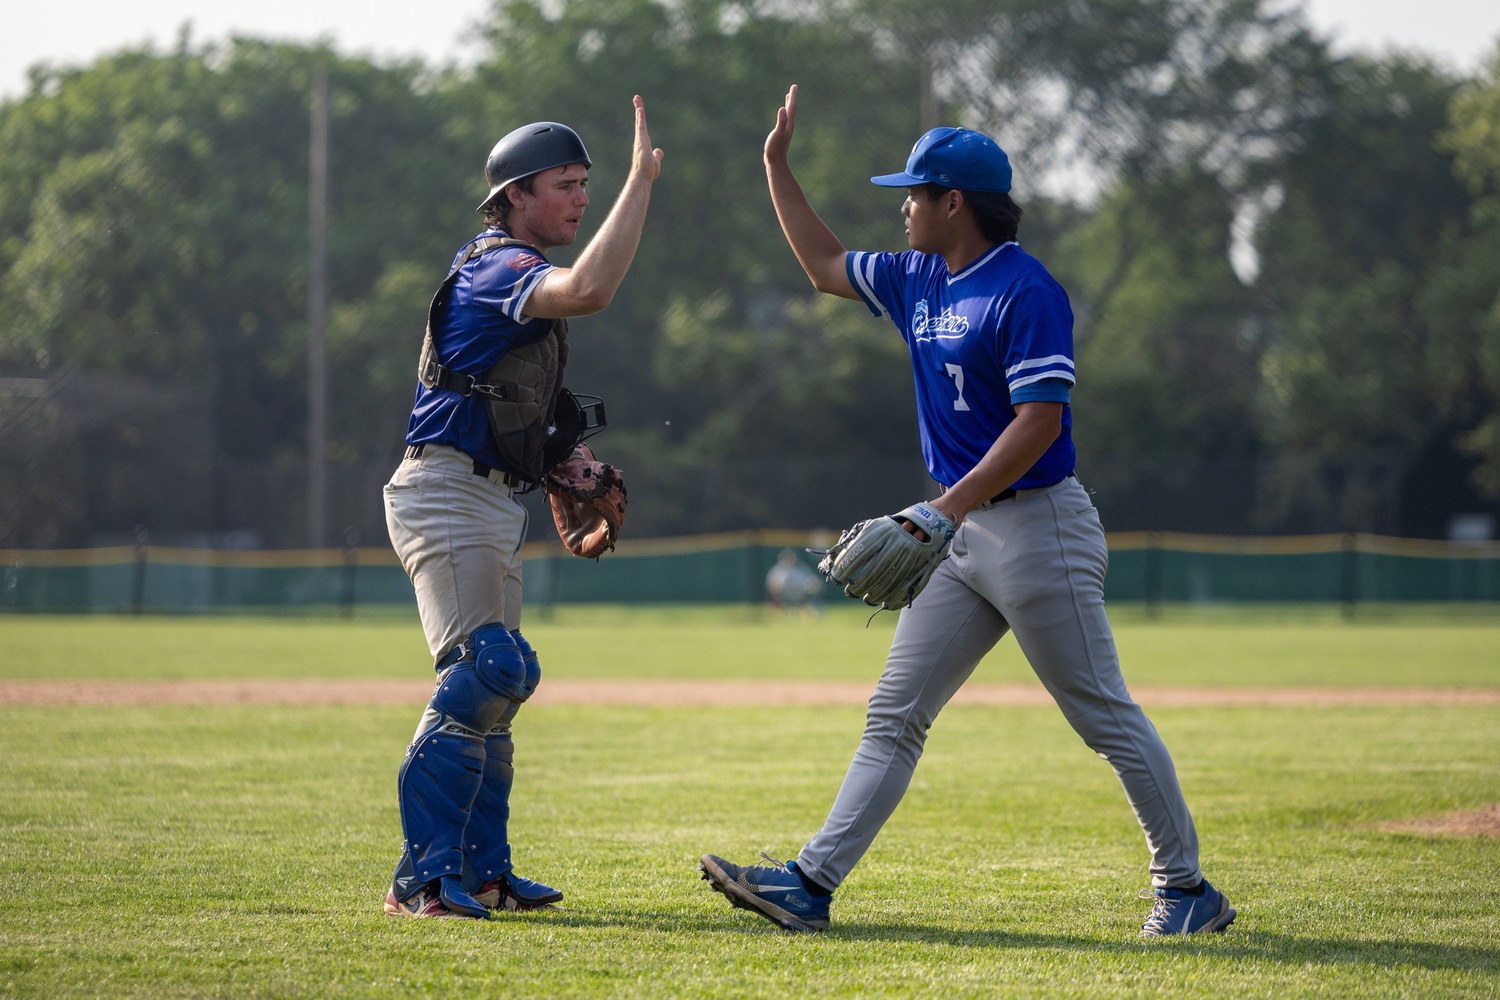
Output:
[901, 187, 943, 253]
[507, 164, 590, 248]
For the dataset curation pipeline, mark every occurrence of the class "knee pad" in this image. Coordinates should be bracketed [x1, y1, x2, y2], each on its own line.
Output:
[486, 630, 539, 730]
[393, 720, 486, 900]
[510, 629, 541, 702]
[431, 623, 526, 734]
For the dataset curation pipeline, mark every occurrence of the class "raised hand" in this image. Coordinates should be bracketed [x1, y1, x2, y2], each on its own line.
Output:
[523, 95, 663, 317]
[761, 83, 856, 300]
[631, 95, 664, 182]
[764, 84, 798, 166]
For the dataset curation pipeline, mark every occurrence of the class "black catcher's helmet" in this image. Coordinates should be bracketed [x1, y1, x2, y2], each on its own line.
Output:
[477, 122, 592, 212]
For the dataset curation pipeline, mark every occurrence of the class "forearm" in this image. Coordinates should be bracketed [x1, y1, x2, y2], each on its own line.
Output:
[934, 403, 1064, 523]
[766, 160, 852, 297]
[534, 175, 653, 316]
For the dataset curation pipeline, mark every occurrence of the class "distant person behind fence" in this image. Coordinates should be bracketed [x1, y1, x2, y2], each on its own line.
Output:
[766, 548, 824, 615]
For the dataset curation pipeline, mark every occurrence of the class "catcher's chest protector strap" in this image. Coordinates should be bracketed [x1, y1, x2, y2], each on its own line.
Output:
[418, 236, 524, 397]
[416, 236, 570, 483]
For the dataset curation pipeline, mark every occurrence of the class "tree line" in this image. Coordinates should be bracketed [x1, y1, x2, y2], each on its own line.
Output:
[2, 0, 1498, 545]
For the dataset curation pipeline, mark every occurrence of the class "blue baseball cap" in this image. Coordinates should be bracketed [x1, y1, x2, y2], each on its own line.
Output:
[871, 127, 1012, 193]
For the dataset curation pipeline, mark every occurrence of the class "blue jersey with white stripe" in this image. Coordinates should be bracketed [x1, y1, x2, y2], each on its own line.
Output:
[406, 232, 555, 473]
[846, 242, 1076, 490]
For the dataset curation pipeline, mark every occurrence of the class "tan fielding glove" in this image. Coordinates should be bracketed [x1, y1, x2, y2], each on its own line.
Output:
[543, 442, 627, 559]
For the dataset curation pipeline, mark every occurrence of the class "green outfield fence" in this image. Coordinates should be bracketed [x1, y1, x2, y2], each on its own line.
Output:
[2, 530, 1498, 613]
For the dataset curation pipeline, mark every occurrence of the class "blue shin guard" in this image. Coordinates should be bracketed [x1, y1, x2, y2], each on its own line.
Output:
[393, 624, 527, 903]
[464, 730, 516, 883]
[393, 721, 485, 896]
[461, 629, 541, 890]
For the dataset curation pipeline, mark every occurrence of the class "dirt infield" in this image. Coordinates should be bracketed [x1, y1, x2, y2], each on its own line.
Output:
[1380, 803, 1500, 839]
[4, 678, 1500, 708]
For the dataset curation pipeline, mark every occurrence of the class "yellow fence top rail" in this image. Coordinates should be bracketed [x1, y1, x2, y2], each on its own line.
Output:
[1105, 531, 1500, 559]
[0, 546, 403, 568]
[3, 530, 1499, 566]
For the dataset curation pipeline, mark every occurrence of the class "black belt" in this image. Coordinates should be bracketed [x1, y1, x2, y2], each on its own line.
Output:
[404, 442, 525, 487]
[940, 485, 1018, 505]
[946, 472, 1075, 506]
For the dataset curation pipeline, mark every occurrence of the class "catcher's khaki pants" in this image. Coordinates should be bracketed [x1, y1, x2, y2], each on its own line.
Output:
[797, 477, 1203, 891]
[383, 444, 528, 664]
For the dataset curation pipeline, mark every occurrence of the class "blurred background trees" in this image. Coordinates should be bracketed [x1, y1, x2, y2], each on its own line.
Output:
[1, 0, 1498, 546]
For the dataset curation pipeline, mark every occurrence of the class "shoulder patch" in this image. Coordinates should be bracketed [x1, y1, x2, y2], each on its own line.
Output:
[507, 253, 545, 272]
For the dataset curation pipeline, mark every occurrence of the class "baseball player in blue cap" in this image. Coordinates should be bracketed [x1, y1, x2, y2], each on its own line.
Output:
[698, 85, 1234, 938]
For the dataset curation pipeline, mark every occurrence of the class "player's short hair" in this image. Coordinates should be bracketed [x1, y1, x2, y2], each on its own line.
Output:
[919, 184, 1024, 244]
[482, 174, 538, 231]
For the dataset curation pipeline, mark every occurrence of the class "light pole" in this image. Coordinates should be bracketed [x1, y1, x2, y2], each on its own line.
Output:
[307, 68, 329, 549]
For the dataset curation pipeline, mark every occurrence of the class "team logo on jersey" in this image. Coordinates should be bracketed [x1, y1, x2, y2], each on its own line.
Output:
[912, 300, 969, 341]
[507, 253, 544, 272]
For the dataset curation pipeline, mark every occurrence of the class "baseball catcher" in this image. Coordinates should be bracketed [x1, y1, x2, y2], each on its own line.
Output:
[699, 86, 1234, 938]
[381, 98, 662, 920]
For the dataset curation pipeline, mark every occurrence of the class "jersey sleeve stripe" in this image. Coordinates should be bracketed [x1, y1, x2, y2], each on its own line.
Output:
[1004, 354, 1075, 378]
[1008, 369, 1076, 392]
[846, 252, 886, 318]
[506, 264, 553, 321]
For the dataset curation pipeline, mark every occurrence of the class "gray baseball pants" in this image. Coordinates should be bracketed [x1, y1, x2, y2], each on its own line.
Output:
[797, 477, 1203, 891]
[383, 443, 527, 663]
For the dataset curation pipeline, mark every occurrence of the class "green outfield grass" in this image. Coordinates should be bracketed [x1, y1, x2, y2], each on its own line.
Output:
[1, 700, 1497, 998]
[3, 603, 1498, 687]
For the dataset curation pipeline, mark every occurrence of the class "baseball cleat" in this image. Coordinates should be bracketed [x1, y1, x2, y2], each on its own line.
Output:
[475, 871, 564, 911]
[384, 884, 485, 920]
[698, 853, 830, 932]
[1138, 879, 1236, 937]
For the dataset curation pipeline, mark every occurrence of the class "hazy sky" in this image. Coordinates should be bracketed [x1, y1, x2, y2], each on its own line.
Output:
[3, 0, 1498, 99]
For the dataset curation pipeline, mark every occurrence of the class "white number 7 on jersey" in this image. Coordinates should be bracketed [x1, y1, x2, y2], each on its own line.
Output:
[945, 363, 971, 411]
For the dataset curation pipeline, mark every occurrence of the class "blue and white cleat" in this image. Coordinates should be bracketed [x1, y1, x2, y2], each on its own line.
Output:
[699, 853, 830, 932]
[475, 871, 564, 911]
[1139, 879, 1236, 937]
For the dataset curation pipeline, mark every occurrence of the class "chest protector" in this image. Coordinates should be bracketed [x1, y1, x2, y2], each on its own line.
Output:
[417, 236, 569, 483]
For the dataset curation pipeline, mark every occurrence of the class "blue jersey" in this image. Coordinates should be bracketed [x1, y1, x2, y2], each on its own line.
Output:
[406, 232, 555, 472]
[846, 242, 1076, 490]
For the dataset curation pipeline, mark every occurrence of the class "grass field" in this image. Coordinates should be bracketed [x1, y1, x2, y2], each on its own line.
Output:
[3, 603, 1499, 686]
[1, 608, 1498, 998]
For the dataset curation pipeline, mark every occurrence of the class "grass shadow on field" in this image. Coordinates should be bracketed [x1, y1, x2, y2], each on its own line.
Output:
[485, 908, 1500, 975]
[806, 924, 1500, 973]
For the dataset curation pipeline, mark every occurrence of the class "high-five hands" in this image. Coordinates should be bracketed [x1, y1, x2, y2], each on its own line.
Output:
[523, 95, 662, 318]
[761, 83, 858, 300]
[764, 84, 798, 166]
[631, 95, 664, 182]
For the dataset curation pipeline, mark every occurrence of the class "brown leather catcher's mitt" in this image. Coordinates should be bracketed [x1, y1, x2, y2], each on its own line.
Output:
[543, 442, 627, 558]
